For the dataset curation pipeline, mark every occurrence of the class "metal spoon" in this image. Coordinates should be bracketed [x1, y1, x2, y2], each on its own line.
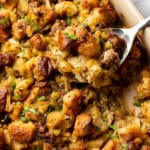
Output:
[110, 16, 150, 65]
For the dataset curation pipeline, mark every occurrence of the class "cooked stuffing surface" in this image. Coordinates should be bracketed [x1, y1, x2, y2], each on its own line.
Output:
[0, 0, 149, 150]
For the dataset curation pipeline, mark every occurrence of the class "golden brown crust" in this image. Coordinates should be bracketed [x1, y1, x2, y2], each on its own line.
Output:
[30, 33, 47, 51]
[81, 0, 99, 9]
[63, 89, 82, 118]
[73, 113, 94, 138]
[8, 121, 36, 143]
[0, 0, 148, 149]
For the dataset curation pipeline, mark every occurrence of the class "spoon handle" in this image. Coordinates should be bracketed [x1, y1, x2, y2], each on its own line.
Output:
[132, 16, 150, 34]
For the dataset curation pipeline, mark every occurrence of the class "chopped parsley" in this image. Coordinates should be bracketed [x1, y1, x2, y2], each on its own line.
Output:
[103, 117, 108, 123]
[109, 124, 118, 131]
[94, 125, 101, 131]
[99, 38, 105, 47]
[121, 143, 127, 150]
[0, 3, 3, 10]
[20, 107, 37, 122]
[10, 81, 16, 91]
[109, 133, 119, 139]
[37, 96, 46, 101]
[26, 18, 39, 31]
[35, 147, 42, 150]
[66, 15, 71, 26]
[16, 101, 21, 105]
[43, 106, 53, 121]
[133, 101, 141, 107]
[83, 23, 89, 28]
[0, 17, 8, 26]
[20, 116, 29, 122]
[14, 95, 21, 100]
[1, 114, 8, 123]
[65, 32, 77, 40]
[54, 105, 62, 111]
[20, 13, 25, 19]
[20, 47, 25, 52]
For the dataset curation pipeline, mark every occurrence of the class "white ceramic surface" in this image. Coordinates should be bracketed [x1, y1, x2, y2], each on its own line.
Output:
[133, 0, 150, 17]
[110, 0, 150, 114]
[110, 0, 150, 58]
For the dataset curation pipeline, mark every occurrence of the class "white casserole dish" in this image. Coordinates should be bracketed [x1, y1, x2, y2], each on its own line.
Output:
[111, 0, 150, 114]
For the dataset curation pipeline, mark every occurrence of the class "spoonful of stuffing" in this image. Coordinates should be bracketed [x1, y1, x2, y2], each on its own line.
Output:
[105, 16, 150, 66]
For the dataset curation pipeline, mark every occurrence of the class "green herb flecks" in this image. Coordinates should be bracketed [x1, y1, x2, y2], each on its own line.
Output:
[20, 106, 37, 122]
[35, 146, 42, 150]
[43, 106, 53, 121]
[20, 13, 25, 19]
[16, 101, 21, 105]
[103, 117, 108, 123]
[121, 143, 127, 150]
[109, 133, 119, 139]
[10, 81, 16, 91]
[20, 116, 29, 122]
[54, 105, 62, 111]
[20, 47, 25, 52]
[1, 114, 8, 123]
[0, 3, 3, 10]
[14, 95, 21, 100]
[26, 18, 39, 31]
[0, 17, 8, 26]
[66, 15, 71, 26]
[94, 125, 101, 131]
[99, 38, 105, 47]
[37, 96, 46, 101]
[65, 32, 77, 40]
[109, 124, 118, 131]
[83, 23, 89, 28]
[133, 101, 141, 107]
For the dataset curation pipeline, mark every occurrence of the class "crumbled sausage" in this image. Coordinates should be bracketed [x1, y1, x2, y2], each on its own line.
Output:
[81, 0, 99, 9]
[12, 19, 33, 39]
[0, 128, 5, 149]
[0, 87, 8, 113]
[30, 34, 46, 51]
[57, 30, 74, 50]
[34, 6, 55, 27]
[43, 132, 55, 144]
[73, 113, 93, 138]
[51, 20, 67, 35]
[63, 89, 82, 118]
[0, 53, 15, 71]
[38, 56, 53, 80]
[0, 28, 9, 43]
[101, 49, 120, 67]
[76, 34, 100, 58]
[8, 121, 36, 143]
[109, 33, 126, 55]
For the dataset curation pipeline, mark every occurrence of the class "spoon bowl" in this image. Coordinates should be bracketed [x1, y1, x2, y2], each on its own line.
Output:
[109, 16, 150, 65]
